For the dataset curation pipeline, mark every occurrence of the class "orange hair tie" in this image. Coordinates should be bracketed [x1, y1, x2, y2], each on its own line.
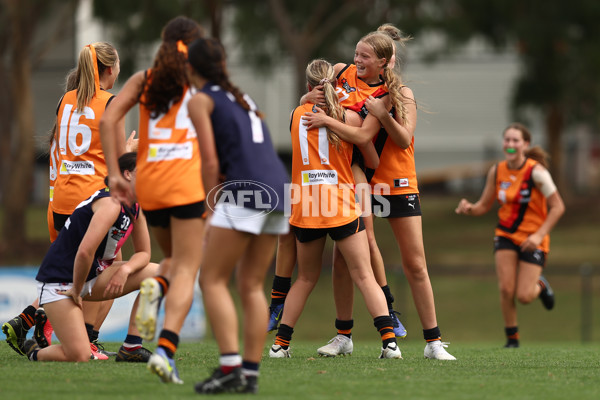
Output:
[87, 44, 101, 95]
[176, 40, 188, 57]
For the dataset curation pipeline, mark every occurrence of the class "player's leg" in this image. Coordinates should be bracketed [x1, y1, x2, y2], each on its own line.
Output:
[267, 230, 296, 332]
[495, 249, 520, 347]
[388, 216, 455, 360]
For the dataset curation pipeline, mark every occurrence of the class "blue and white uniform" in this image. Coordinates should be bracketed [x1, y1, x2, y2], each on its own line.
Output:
[36, 188, 139, 304]
[200, 82, 289, 234]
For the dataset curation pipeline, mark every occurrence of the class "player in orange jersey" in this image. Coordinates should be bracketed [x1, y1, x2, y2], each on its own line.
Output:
[456, 123, 565, 348]
[3, 44, 125, 359]
[269, 59, 401, 360]
[302, 25, 456, 360]
[100, 16, 205, 384]
[267, 26, 407, 341]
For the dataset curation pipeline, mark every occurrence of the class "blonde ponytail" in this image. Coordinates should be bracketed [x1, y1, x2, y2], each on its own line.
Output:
[75, 42, 118, 111]
[306, 59, 345, 149]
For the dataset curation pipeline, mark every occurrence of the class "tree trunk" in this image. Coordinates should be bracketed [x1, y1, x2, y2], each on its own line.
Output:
[1, 1, 35, 256]
[545, 103, 564, 190]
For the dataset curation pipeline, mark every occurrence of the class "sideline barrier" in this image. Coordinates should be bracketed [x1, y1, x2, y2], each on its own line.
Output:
[0, 267, 205, 342]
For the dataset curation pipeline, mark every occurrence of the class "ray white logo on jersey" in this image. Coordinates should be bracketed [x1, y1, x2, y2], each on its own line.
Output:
[60, 160, 95, 175]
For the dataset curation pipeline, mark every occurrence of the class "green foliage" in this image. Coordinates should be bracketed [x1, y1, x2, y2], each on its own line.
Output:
[1, 341, 599, 399]
[449, 0, 600, 128]
[91, 0, 212, 76]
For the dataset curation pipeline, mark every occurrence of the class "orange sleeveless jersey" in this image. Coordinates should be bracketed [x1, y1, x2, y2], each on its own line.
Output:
[336, 64, 418, 195]
[494, 158, 549, 252]
[136, 78, 204, 211]
[47, 137, 60, 242]
[52, 89, 114, 215]
[289, 103, 361, 229]
[369, 135, 418, 196]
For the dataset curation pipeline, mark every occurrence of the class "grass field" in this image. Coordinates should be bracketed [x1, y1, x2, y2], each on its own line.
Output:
[1, 340, 599, 399]
[1, 196, 599, 398]
[7, 194, 600, 267]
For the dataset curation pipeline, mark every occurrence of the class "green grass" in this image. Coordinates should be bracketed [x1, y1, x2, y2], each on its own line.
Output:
[7, 194, 600, 267]
[1, 340, 599, 399]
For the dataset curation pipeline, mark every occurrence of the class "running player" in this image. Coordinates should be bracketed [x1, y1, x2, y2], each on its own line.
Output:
[100, 16, 205, 384]
[456, 123, 564, 348]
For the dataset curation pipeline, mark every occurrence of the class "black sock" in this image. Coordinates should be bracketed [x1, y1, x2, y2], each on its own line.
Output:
[19, 305, 37, 330]
[423, 326, 442, 342]
[505, 326, 519, 343]
[381, 285, 395, 309]
[270, 275, 291, 306]
[158, 329, 179, 358]
[373, 315, 396, 347]
[335, 319, 353, 338]
[154, 276, 169, 296]
[275, 324, 294, 349]
[85, 323, 95, 342]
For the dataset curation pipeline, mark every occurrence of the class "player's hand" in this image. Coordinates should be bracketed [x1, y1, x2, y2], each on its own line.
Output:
[125, 130, 138, 152]
[304, 85, 325, 106]
[520, 233, 542, 252]
[302, 107, 329, 129]
[108, 175, 135, 207]
[103, 268, 128, 298]
[455, 198, 472, 215]
[58, 288, 83, 309]
[364, 95, 388, 120]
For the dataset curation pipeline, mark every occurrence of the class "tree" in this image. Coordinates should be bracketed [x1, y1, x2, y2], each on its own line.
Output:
[424, 0, 600, 186]
[91, 0, 218, 77]
[232, 0, 600, 187]
[0, 0, 79, 261]
[231, 0, 421, 100]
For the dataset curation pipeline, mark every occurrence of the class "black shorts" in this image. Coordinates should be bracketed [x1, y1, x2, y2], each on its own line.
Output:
[292, 218, 365, 243]
[371, 193, 422, 218]
[144, 201, 205, 228]
[52, 212, 70, 232]
[494, 236, 546, 267]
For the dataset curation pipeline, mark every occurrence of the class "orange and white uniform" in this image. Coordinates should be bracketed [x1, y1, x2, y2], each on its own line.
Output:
[52, 89, 114, 216]
[494, 158, 549, 252]
[289, 103, 361, 228]
[136, 73, 204, 210]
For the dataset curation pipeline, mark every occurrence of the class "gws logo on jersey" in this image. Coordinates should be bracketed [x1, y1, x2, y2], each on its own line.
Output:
[207, 180, 280, 219]
[60, 160, 95, 175]
[301, 170, 338, 186]
[500, 181, 512, 190]
[340, 78, 356, 93]
[147, 142, 193, 162]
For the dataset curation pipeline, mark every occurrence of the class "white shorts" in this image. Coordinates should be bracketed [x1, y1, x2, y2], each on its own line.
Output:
[37, 277, 98, 306]
[210, 204, 289, 235]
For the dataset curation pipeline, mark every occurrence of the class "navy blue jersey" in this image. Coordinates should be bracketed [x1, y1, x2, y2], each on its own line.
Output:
[200, 83, 288, 212]
[36, 188, 140, 284]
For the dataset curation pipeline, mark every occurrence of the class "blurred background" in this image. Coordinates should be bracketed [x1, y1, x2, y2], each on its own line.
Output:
[0, 0, 598, 344]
